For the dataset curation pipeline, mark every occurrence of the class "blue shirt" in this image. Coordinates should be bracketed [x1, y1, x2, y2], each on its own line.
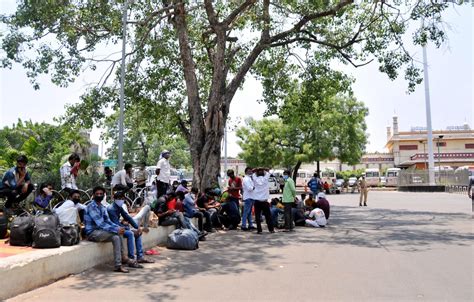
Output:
[1, 167, 31, 189]
[84, 201, 120, 236]
[106, 202, 139, 229]
[34, 194, 53, 209]
[183, 193, 197, 218]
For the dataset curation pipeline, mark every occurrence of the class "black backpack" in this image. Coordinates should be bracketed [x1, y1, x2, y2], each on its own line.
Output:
[60, 224, 80, 246]
[9, 215, 34, 246]
[0, 211, 8, 239]
[32, 213, 61, 248]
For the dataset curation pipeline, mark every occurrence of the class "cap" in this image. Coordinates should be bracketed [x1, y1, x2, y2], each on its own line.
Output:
[317, 192, 326, 200]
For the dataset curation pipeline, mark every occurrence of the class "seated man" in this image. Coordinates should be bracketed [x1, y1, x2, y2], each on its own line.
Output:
[111, 163, 134, 192]
[218, 191, 241, 230]
[197, 189, 221, 228]
[107, 191, 154, 267]
[305, 208, 327, 228]
[84, 186, 128, 273]
[176, 180, 189, 193]
[182, 187, 212, 232]
[270, 198, 284, 228]
[0, 155, 35, 212]
[315, 192, 330, 220]
[304, 193, 317, 210]
[55, 189, 87, 225]
[34, 183, 54, 212]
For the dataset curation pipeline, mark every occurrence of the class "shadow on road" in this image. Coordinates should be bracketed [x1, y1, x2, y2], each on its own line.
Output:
[65, 205, 472, 300]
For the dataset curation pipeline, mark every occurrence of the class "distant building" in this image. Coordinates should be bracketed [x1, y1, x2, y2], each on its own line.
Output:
[89, 143, 99, 157]
[220, 158, 247, 176]
[386, 116, 474, 169]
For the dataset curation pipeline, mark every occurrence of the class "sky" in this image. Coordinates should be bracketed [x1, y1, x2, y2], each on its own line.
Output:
[0, 1, 472, 159]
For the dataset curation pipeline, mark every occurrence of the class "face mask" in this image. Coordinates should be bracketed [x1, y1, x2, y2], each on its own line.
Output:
[283, 175, 289, 180]
[72, 198, 81, 204]
[115, 199, 125, 208]
[94, 195, 104, 202]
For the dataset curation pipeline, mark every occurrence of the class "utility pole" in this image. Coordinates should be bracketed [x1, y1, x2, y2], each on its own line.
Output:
[422, 18, 435, 186]
[117, 0, 128, 171]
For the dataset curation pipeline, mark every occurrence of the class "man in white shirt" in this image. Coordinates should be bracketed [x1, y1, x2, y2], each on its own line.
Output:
[252, 168, 274, 234]
[241, 167, 255, 231]
[60, 153, 81, 192]
[55, 190, 87, 225]
[111, 163, 134, 192]
[305, 208, 327, 228]
[155, 150, 171, 198]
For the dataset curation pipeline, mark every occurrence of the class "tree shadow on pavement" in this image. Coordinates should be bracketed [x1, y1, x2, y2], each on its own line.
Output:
[65, 204, 472, 299]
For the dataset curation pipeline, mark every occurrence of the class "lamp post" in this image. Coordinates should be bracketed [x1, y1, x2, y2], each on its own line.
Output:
[117, 0, 128, 171]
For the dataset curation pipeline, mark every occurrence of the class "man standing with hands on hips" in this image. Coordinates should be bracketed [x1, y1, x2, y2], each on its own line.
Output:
[156, 150, 171, 198]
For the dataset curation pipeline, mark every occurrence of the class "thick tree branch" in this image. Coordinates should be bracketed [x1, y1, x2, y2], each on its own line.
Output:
[223, 0, 257, 27]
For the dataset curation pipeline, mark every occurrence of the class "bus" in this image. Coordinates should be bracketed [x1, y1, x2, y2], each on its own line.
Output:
[295, 169, 311, 187]
[385, 168, 401, 187]
[364, 168, 380, 187]
[321, 168, 336, 185]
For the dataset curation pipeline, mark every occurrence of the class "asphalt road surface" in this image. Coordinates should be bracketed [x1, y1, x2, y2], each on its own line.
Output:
[9, 191, 473, 302]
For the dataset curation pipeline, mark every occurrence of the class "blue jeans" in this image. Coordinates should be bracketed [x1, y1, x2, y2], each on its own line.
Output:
[123, 229, 144, 260]
[241, 199, 254, 228]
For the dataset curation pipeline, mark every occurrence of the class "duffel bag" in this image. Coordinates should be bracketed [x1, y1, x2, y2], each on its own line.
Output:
[60, 224, 80, 246]
[9, 214, 34, 246]
[0, 211, 8, 239]
[32, 213, 61, 248]
[167, 228, 199, 250]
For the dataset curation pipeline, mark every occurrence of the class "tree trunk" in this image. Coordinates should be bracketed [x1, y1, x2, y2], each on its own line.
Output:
[292, 160, 302, 183]
[317, 160, 320, 176]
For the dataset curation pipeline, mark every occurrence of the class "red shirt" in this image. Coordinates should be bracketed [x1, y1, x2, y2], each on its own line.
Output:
[228, 176, 242, 198]
[167, 198, 177, 210]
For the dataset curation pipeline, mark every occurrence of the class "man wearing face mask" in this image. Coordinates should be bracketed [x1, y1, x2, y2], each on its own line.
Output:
[282, 170, 297, 232]
[107, 191, 154, 267]
[55, 190, 87, 225]
[183, 187, 212, 232]
[85, 186, 128, 273]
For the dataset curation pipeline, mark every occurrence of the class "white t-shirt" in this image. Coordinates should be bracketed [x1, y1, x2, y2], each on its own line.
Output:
[309, 208, 327, 226]
[252, 171, 270, 201]
[156, 158, 171, 183]
[242, 175, 255, 200]
[54, 199, 86, 225]
[111, 169, 128, 187]
[60, 162, 78, 190]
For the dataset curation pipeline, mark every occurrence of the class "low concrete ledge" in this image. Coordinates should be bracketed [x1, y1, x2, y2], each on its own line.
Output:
[0, 219, 196, 300]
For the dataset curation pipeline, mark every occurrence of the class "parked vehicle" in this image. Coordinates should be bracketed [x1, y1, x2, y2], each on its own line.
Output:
[385, 168, 401, 187]
[145, 166, 180, 187]
[379, 176, 387, 186]
[332, 178, 344, 194]
[348, 177, 359, 193]
[364, 168, 380, 187]
[321, 168, 336, 185]
[268, 176, 280, 194]
[295, 169, 311, 187]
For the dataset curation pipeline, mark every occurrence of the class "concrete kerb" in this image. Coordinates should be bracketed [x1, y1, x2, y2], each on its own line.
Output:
[0, 219, 197, 300]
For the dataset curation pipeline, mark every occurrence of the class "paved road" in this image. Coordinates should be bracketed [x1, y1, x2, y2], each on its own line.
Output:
[9, 192, 473, 302]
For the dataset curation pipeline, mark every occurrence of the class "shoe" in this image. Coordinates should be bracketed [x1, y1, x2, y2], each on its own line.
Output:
[114, 266, 129, 273]
[257, 231, 262, 234]
[128, 261, 144, 269]
[249, 226, 257, 230]
[359, 204, 362, 207]
[137, 257, 155, 264]
[241, 227, 249, 231]
[364, 204, 367, 206]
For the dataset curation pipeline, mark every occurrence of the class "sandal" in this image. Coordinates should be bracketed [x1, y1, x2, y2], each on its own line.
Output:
[137, 257, 155, 264]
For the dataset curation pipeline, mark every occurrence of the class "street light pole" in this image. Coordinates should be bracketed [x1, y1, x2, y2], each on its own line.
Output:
[421, 18, 435, 186]
[117, 0, 128, 171]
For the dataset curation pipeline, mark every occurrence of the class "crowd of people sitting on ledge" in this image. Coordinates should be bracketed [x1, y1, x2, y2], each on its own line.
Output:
[0, 152, 330, 273]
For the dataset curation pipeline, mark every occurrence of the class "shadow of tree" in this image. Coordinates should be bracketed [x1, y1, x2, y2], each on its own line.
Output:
[65, 204, 472, 298]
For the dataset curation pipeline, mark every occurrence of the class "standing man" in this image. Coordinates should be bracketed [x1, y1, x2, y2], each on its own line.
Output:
[60, 153, 81, 193]
[307, 173, 321, 196]
[0, 155, 34, 211]
[359, 175, 368, 207]
[135, 162, 148, 189]
[282, 170, 296, 232]
[468, 177, 474, 213]
[241, 167, 255, 231]
[84, 186, 128, 273]
[226, 169, 242, 209]
[156, 150, 171, 198]
[252, 168, 274, 234]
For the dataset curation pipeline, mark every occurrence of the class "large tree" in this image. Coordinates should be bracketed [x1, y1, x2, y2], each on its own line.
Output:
[1, 0, 450, 190]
